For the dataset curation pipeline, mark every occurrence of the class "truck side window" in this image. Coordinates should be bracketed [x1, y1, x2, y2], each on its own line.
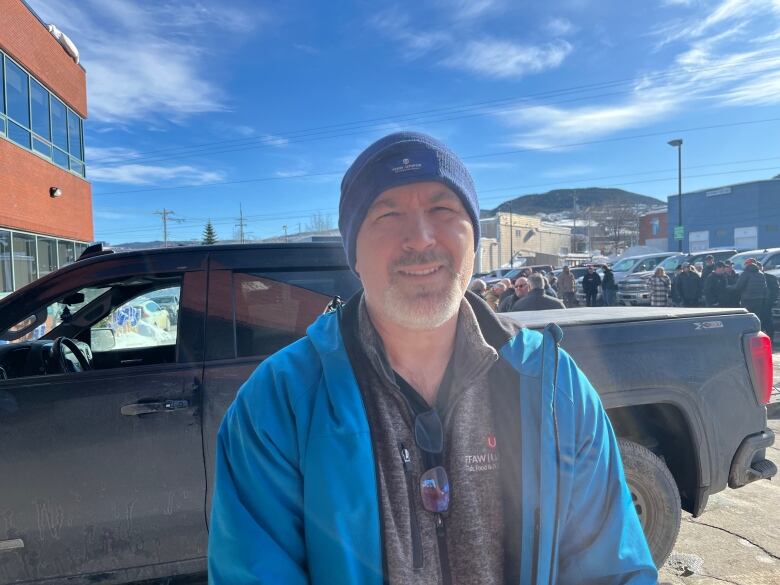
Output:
[234, 269, 360, 358]
[91, 285, 181, 352]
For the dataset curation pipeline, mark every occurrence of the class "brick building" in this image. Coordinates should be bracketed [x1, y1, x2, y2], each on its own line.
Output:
[639, 209, 668, 251]
[1, 0, 92, 296]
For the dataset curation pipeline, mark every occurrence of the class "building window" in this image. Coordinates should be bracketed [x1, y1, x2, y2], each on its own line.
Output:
[734, 226, 758, 250]
[37, 237, 58, 277]
[5, 57, 30, 128]
[57, 240, 76, 268]
[1, 50, 86, 177]
[30, 79, 51, 141]
[0, 230, 11, 294]
[12, 233, 37, 289]
[688, 230, 709, 252]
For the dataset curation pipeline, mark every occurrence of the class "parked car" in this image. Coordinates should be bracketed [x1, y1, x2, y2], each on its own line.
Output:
[728, 248, 780, 273]
[148, 289, 180, 326]
[0, 243, 775, 582]
[131, 298, 170, 330]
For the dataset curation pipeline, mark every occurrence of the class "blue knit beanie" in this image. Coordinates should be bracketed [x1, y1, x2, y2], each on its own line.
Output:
[339, 131, 480, 271]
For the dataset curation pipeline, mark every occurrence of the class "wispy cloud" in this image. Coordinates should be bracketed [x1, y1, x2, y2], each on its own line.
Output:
[437, 0, 502, 21]
[542, 165, 596, 179]
[263, 134, 290, 147]
[89, 163, 225, 185]
[93, 210, 136, 221]
[545, 17, 575, 37]
[499, 0, 780, 149]
[369, 9, 450, 59]
[27, 0, 259, 124]
[444, 39, 572, 79]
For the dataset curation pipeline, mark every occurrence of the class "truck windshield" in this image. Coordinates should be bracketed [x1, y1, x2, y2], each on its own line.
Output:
[658, 255, 686, 271]
[611, 259, 637, 272]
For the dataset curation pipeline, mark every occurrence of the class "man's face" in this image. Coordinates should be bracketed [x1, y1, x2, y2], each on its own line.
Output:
[715, 266, 724, 274]
[683, 265, 690, 272]
[588, 266, 594, 273]
[355, 181, 474, 330]
[514, 277, 529, 298]
[707, 258, 714, 265]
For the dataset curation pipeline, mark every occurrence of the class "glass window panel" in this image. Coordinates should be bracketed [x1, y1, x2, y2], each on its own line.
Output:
[0, 56, 5, 114]
[57, 240, 75, 267]
[37, 237, 57, 276]
[5, 57, 30, 127]
[70, 158, 85, 177]
[52, 147, 69, 169]
[234, 269, 360, 358]
[0, 230, 11, 293]
[30, 79, 50, 140]
[7, 121, 31, 149]
[67, 109, 82, 159]
[75, 243, 88, 258]
[50, 97, 68, 150]
[12, 233, 37, 289]
[0, 116, 6, 136]
[33, 137, 51, 157]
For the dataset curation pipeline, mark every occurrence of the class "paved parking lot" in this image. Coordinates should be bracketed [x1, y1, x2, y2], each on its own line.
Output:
[658, 354, 780, 585]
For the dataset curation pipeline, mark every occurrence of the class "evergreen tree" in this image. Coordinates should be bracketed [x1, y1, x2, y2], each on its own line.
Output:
[202, 220, 218, 245]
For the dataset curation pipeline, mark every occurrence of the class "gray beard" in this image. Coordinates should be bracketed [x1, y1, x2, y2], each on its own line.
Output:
[379, 272, 465, 330]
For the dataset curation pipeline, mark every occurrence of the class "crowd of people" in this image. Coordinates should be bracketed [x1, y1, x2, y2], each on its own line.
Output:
[470, 254, 778, 341]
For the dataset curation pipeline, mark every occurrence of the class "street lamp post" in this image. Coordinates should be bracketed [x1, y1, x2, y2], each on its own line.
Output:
[504, 202, 514, 268]
[668, 139, 683, 252]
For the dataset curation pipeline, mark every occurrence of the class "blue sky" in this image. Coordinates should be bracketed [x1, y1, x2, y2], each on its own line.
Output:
[26, 0, 780, 244]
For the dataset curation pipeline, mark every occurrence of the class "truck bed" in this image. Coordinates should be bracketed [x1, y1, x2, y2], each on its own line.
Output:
[503, 306, 748, 328]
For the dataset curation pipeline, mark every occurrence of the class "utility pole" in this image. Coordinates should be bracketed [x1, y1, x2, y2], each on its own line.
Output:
[507, 202, 514, 268]
[283, 225, 288, 243]
[153, 208, 176, 248]
[571, 191, 577, 254]
[668, 139, 684, 252]
[235, 203, 247, 244]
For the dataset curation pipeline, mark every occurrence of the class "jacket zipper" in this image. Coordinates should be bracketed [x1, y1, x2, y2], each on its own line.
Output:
[435, 514, 453, 585]
[399, 443, 424, 569]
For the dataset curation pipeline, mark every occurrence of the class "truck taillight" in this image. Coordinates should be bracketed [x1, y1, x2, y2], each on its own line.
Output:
[747, 332, 773, 405]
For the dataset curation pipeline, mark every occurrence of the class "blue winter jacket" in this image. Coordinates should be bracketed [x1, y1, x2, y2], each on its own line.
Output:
[209, 304, 657, 584]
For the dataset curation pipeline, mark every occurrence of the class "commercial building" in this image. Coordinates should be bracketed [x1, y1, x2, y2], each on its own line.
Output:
[1, 0, 92, 296]
[667, 179, 780, 253]
[477, 211, 571, 272]
[639, 209, 668, 251]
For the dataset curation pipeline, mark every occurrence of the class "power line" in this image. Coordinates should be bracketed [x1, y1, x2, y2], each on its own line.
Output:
[94, 115, 780, 196]
[87, 53, 780, 167]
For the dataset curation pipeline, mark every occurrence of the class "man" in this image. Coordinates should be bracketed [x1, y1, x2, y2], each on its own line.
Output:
[703, 261, 727, 307]
[558, 265, 577, 307]
[677, 262, 702, 307]
[756, 261, 778, 341]
[721, 261, 741, 307]
[208, 131, 656, 584]
[581, 265, 601, 307]
[468, 278, 487, 298]
[729, 258, 767, 321]
[511, 273, 566, 311]
[601, 264, 617, 307]
[670, 264, 684, 306]
[701, 255, 716, 282]
[498, 276, 528, 312]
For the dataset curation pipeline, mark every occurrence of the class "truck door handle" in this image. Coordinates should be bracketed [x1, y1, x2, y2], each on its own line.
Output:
[121, 399, 190, 416]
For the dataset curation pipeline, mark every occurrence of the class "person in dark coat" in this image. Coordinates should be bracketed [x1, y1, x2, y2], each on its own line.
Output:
[721, 261, 741, 307]
[757, 261, 778, 341]
[670, 265, 684, 306]
[499, 276, 528, 312]
[601, 265, 618, 306]
[703, 261, 727, 307]
[677, 263, 702, 307]
[581, 265, 601, 307]
[728, 258, 768, 320]
[511, 273, 566, 311]
[701, 255, 716, 282]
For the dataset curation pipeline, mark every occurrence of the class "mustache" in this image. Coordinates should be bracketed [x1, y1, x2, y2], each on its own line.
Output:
[391, 249, 452, 270]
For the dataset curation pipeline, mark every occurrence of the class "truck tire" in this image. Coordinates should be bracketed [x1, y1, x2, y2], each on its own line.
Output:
[618, 438, 681, 567]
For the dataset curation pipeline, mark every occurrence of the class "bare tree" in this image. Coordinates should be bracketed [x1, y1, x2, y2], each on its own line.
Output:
[306, 212, 334, 232]
[589, 204, 641, 254]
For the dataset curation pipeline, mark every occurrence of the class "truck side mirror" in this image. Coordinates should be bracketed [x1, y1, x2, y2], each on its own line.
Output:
[92, 327, 116, 352]
[62, 292, 85, 305]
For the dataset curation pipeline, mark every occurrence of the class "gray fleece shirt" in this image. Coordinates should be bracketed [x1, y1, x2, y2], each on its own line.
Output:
[355, 297, 505, 584]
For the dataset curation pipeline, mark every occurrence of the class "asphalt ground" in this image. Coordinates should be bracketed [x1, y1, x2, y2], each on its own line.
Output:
[657, 353, 780, 585]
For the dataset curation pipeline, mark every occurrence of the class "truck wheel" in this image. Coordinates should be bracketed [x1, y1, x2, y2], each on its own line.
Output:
[618, 438, 681, 567]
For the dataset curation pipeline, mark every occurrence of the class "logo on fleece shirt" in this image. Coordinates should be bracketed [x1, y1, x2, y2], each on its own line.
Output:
[463, 432, 499, 472]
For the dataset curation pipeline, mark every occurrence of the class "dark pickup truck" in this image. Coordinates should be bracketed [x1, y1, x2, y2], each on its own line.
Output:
[0, 243, 775, 584]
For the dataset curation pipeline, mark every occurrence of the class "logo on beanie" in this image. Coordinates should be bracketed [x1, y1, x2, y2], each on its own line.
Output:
[391, 157, 422, 174]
